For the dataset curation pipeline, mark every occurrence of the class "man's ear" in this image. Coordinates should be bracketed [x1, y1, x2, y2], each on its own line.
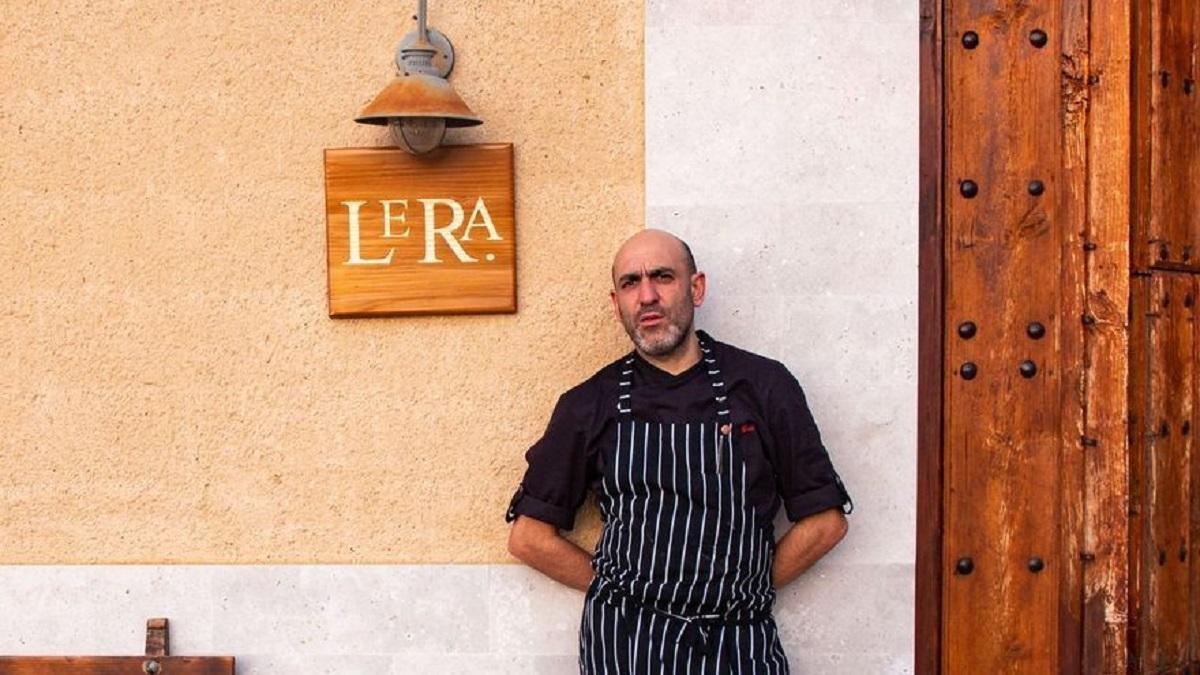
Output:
[691, 272, 707, 307]
[610, 289, 620, 321]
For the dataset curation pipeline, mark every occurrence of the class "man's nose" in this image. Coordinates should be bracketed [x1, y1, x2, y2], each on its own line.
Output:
[637, 279, 659, 305]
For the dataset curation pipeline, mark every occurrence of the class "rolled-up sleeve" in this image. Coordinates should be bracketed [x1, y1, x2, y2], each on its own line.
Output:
[504, 393, 592, 530]
[767, 368, 854, 522]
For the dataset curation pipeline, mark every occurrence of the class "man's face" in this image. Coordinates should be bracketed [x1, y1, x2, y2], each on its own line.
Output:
[610, 233, 706, 357]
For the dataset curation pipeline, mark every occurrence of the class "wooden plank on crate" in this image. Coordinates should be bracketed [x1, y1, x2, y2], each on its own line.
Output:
[323, 143, 517, 317]
[941, 1, 1068, 671]
[916, 0, 945, 671]
[0, 657, 234, 674]
[1081, 1, 1133, 673]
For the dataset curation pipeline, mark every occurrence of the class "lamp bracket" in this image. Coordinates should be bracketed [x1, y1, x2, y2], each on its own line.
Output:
[396, 28, 455, 78]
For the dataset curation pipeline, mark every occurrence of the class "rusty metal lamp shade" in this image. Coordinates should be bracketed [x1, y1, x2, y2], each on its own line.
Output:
[355, 0, 481, 154]
[355, 73, 482, 128]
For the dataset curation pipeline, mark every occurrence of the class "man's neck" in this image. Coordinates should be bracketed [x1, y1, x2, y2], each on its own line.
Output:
[638, 330, 702, 375]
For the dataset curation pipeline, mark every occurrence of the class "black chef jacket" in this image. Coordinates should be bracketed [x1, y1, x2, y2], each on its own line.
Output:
[506, 333, 853, 531]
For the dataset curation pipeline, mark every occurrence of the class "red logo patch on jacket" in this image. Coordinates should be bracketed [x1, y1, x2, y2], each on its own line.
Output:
[740, 422, 756, 434]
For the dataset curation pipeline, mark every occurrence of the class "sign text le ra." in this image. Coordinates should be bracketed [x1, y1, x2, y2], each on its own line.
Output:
[341, 197, 502, 265]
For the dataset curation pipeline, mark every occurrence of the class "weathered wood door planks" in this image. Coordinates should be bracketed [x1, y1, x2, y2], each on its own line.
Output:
[1143, 0, 1199, 271]
[941, 1, 1071, 671]
[1132, 272, 1198, 673]
[1130, 0, 1200, 671]
[924, 0, 1134, 672]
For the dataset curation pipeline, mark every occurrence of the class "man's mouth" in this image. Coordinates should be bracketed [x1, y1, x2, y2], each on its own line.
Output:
[638, 312, 664, 327]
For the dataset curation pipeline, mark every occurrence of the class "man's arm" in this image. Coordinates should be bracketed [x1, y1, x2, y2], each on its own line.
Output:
[771, 507, 849, 588]
[507, 515, 595, 592]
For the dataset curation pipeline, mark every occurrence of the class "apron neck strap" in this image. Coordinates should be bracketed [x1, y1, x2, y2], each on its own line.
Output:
[697, 331, 733, 428]
[616, 355, 635, 417]
[615, 331, 733, 427]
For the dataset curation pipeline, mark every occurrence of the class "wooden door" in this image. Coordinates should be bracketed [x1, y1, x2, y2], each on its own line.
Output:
[940, 1, 1079, 671]
[1130, 1, 1200, 671]
[1131, 274, 1197, 673]
[920, 0, 1133, 672]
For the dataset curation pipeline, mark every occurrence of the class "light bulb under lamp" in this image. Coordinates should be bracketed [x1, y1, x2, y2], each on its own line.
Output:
[389, 117, 447, 155]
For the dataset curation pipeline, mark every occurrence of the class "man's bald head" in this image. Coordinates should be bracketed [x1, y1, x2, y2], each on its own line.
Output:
[609, 229, 706, 359]
[611, 229, 697, 286]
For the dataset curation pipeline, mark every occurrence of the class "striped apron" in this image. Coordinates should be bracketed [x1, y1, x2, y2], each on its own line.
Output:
[579, 335, 789, 674]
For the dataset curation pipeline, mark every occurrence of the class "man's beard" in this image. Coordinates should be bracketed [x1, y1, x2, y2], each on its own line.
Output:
[621, 302, 693, 357]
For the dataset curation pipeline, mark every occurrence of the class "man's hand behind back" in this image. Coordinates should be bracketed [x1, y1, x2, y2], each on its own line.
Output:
[507, 515, 595, 592]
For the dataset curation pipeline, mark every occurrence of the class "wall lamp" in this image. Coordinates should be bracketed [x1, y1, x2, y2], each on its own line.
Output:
[355, 0, 482, 154]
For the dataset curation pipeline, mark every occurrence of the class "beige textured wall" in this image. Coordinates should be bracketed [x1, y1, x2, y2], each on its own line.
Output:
[0, 1, 641, 562]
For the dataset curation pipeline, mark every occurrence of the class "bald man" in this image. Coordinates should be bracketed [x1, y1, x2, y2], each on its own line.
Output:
[506, 229, 852, 674]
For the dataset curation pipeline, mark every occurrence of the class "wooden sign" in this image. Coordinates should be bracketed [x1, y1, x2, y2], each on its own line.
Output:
[324, 144, 516, 317]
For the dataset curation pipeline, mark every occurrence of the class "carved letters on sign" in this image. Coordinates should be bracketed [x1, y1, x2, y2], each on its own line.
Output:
[341, 197, 502, 266]
[323, 144, 516, 317]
